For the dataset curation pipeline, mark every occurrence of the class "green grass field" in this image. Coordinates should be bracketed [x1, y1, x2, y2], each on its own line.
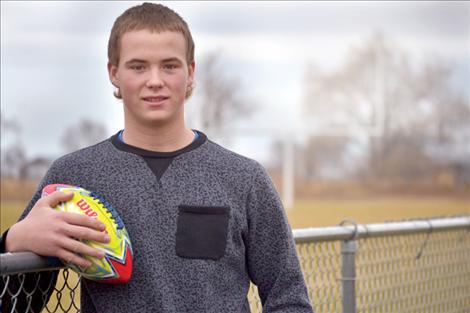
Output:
[2, 197, 469, 232]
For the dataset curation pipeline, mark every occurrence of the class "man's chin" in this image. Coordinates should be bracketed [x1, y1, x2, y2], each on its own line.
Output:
[141, 114, 176, 127]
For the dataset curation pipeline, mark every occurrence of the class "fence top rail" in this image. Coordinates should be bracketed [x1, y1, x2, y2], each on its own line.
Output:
[0, 252, 63, 275]
[1, 216, 469, 275]
[293, 216, 470, 243]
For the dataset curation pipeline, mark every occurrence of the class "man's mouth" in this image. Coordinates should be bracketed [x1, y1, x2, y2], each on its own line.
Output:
[142, 96, 169, 103]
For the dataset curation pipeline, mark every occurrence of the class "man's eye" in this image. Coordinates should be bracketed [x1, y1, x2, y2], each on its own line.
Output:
[164, 64, 177, 70]
[130, 65, 145, 71]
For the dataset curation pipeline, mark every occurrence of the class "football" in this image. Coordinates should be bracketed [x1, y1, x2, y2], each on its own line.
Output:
[42, 184, 133, 284]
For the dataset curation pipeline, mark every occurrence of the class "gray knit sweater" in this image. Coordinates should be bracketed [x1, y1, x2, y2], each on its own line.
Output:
[21, 134, 313, 313]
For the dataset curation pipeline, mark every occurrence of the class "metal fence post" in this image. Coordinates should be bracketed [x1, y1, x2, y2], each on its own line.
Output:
[341, 239, 357, 313]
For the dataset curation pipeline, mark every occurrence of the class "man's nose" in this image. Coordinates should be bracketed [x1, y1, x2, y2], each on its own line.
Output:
[146, 69, 164, 88]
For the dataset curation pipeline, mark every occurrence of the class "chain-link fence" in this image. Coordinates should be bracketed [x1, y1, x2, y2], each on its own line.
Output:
[0, 269, 81, 313]
[355, 228, 470, 312]
[2, 216, 470, 313]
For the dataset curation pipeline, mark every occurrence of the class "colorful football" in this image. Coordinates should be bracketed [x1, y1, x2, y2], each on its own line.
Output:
[42, 184, 133, 284]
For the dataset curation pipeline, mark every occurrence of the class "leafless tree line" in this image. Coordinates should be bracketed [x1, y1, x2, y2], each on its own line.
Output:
[2, 36, 469, 189]
[296, 33, 470, 186]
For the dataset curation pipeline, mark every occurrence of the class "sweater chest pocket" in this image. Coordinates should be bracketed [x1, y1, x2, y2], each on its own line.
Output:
[175, 205, 230, 260]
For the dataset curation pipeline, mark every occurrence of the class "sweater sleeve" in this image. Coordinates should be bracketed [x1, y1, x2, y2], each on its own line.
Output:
[244, 163, 314, 313]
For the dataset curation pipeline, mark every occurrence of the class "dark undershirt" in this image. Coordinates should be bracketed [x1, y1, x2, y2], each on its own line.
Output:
[110, 130, 207, 181]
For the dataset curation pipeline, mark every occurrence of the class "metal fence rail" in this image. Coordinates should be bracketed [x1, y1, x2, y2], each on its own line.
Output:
[2, 216, 470, 313]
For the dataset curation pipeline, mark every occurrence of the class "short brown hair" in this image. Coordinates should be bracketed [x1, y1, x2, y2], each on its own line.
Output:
[108, 3, 195, 99]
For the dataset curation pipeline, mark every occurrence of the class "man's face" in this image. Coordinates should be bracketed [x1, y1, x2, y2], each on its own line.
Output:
[108, 29, 194, 128]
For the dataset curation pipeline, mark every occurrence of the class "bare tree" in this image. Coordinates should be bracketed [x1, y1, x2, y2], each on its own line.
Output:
[299, 136, 351, 179]
[413, 61, 470, 143]
[60, 119, 107, 154]
[19, 157, 53, 180]
[1, 111, 27, 178]
[303, 33, 417, 137]
[2, 145, 27, 179]
[302, 33, 469, 184]
[193, 51, 255, 140]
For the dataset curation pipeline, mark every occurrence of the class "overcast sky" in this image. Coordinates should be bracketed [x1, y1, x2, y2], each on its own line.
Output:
[1, 1, 469, 162]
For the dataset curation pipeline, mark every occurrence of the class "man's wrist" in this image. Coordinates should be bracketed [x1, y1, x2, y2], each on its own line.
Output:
[4, 222, 23, 252]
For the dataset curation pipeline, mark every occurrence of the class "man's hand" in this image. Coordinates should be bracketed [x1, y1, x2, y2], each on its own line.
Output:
[5, 191, 110, 268]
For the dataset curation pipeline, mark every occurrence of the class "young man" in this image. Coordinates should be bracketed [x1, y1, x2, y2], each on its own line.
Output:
[1, 3, 314, 312]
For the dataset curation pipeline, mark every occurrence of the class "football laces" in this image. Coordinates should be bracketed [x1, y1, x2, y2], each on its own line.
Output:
[89, 191, 124, 230]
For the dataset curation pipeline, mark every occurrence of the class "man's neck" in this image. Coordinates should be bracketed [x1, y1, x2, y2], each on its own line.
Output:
[121, 123, 195, 153]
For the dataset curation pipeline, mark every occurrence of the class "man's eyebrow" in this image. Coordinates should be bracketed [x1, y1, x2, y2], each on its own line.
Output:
[161, 57, 183, 64]
[124, 58, 183, 65]
[124, 59, 147, 65]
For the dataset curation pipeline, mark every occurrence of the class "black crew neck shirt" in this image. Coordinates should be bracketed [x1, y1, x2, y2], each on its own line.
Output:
[110, 130, 207, 181]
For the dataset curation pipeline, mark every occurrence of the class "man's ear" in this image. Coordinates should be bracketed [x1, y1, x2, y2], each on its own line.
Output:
[187, 61, 195, 88]
[107, 62, 119, 88]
